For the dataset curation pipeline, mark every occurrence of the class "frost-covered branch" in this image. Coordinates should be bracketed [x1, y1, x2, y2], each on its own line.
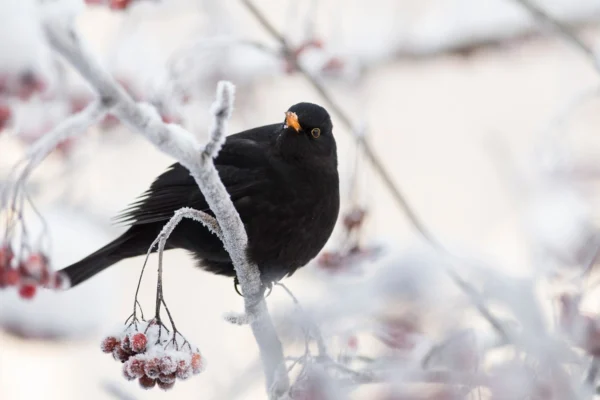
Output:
[152, 208, 223, 247]
[25, 100, 107, 170]
[143, 207, 223, 338]
[41, 19, 289, 398]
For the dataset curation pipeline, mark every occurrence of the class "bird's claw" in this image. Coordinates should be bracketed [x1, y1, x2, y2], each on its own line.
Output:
[234, 276, 243, 296]
[233, 277, 273, 298]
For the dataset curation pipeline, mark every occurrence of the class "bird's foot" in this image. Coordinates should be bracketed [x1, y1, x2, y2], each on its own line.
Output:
[233, 276, 273, 298]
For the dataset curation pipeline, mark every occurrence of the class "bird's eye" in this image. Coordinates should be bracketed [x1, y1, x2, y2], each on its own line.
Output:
[311, 128, 321, 138]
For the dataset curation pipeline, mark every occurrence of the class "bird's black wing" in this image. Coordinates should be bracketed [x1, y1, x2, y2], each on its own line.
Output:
[113, 126, 279, 226]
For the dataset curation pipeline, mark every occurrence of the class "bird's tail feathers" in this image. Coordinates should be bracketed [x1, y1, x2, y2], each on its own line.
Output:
[58, 233, 129, 288]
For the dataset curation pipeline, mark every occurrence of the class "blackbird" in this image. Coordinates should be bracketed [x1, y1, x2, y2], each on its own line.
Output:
[59, 102, 340, 288]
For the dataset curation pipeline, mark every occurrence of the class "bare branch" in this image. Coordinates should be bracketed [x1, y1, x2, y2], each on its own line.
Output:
[25, 100, 107, 169]
[277, 283, 328, 358]
[510, 0, 600, 72]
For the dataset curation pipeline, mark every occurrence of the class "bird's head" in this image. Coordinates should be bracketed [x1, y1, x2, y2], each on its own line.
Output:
[279, 102, 336, 162]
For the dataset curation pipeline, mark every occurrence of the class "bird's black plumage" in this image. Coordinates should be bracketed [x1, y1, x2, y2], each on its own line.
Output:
[60, 102, 340, 287]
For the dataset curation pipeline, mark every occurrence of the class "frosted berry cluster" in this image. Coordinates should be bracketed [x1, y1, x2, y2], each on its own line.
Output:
[101, 320, 204, 390]
[0, 245, 65, 299]
[0, 71, 46, 101]
[0, 71, 47, 133]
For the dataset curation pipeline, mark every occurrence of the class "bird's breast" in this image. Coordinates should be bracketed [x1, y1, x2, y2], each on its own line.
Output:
[243, 171, 340, 282]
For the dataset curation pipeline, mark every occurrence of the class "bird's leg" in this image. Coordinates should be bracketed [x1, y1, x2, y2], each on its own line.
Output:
[263, 281, 273, 297]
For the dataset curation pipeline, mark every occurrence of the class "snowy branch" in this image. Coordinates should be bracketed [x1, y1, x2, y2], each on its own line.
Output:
[40, 19, 289, 398]
[150, 208, 223, 249]
[25, 100, 107, 171]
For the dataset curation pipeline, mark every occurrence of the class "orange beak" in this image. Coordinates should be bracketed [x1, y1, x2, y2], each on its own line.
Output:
[284, 111, 301, 132]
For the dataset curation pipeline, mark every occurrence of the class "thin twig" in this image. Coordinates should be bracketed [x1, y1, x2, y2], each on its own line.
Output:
[277, 283, 328, 358]
[510, 0, 600, 72]
[586, 357, 600, 387]
[151, 208, 221, 331]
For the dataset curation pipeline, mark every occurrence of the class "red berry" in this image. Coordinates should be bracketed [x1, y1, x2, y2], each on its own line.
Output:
[55, 138, 75, 156]
[0, 105, 11, 130]
[18, 284, 37, 299]
[122, 363, 137, 381]
[144, 358, 161, 379]
[181, 93, 191, 104]
[23, 253, 48, 280]
[343, 208, 366, 231]
[101, 336, 120, 353]
[321, 57, 345, 73]
[0, 246, 13, 267]
[158, 372, 176, 384]
[157, 380, 175, 391]
[5, 269, 20, 286]
[131, 333, 147, 353]
[16, 72, 45, 100]
[126, 357, 145, 378]
[70, 97, 91, 114]
[159, 355, 176, 375]
[138, 376, 156, 390]
[347, 336, 358, 350]
[176, 359, 192, 380]
[112, 344, 131, 363]
[161, 114, 175, 124]
[110, 0, 131, 10]
[100, 114, 119, 130]
[318, 252, 343, 270]
[191, 352, 203, 375]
